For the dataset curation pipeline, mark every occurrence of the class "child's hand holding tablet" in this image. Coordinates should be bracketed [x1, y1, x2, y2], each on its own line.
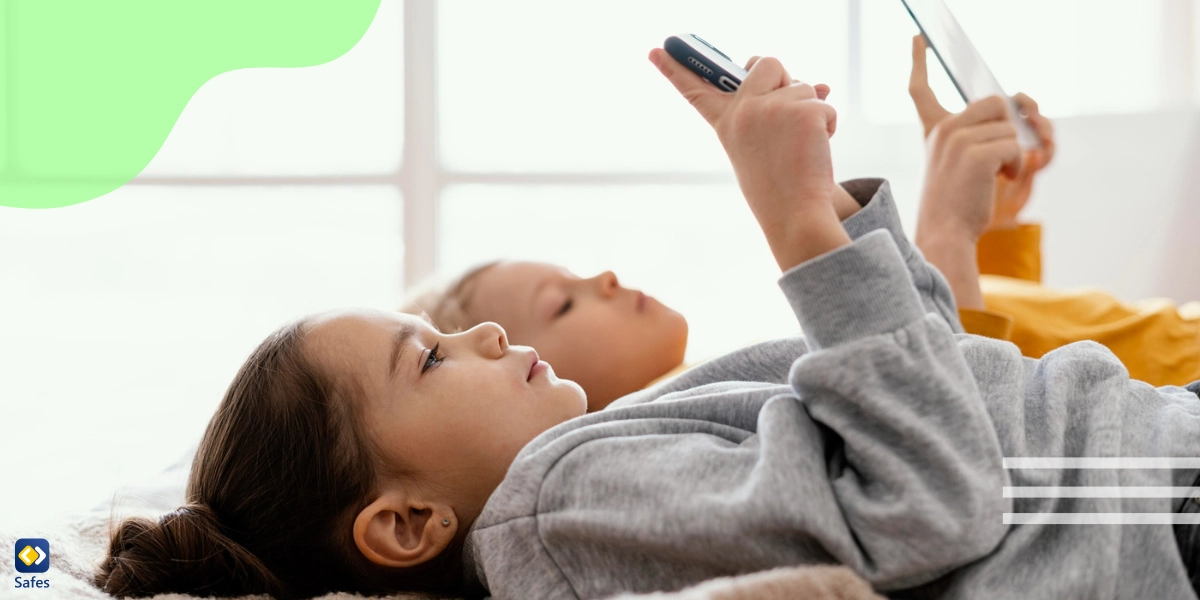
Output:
[901, 0, 1042, 149]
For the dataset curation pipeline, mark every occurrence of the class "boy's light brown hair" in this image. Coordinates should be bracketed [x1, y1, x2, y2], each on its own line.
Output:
[399, 261, 499, 334]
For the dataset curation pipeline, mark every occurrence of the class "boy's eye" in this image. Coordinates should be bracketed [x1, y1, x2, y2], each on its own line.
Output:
[421, 343, 443, 373]
[555, 299, 573, 317]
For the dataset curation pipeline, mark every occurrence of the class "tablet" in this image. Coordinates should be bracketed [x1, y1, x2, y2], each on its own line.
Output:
[900, 0, 1041, 149]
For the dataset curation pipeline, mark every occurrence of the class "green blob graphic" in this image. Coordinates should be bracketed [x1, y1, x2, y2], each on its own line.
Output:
[0, 0, 380, 209]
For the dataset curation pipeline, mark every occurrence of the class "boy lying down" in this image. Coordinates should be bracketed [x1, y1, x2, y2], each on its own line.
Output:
[95, 48, 1200, 600]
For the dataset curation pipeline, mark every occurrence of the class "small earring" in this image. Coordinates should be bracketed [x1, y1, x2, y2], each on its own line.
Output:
[442, 518, 450, 527]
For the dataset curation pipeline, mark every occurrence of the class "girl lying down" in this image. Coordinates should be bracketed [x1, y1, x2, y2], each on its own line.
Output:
[95, 49, 1200, 600]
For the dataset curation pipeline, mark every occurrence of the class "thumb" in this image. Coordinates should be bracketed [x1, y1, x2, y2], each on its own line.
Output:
[821, 100, 838, 137]
[649, 48, 729, 127]
[908, 34, 950, 137]
[999, 143, 1024, 180]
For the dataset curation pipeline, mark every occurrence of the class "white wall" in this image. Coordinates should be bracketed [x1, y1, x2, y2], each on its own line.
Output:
[1028, 111, 1200, 304]
[832, 110, 1200, 306]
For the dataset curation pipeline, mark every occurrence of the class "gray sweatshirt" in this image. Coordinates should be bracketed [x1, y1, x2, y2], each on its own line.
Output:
[462, 179, 1200, 600]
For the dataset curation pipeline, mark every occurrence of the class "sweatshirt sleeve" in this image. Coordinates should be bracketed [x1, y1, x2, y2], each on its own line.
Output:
[778, 229, 1009, 589]
[839, 179, 964, 333]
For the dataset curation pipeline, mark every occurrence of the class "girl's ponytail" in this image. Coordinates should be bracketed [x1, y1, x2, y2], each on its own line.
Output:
[95, 504, 286, 598]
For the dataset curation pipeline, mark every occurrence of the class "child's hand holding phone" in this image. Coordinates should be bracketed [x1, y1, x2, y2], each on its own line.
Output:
[649, 45, 849, 272]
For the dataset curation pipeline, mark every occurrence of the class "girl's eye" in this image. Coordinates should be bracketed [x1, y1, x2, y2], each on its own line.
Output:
[421, 343, 444, 374]
[555, 299, 573, 317]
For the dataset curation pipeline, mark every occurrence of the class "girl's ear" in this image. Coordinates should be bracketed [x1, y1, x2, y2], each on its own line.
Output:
[353, 490, 457, 568]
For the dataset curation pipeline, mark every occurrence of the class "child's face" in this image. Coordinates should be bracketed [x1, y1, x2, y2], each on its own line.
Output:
[465, 262, 689, 411]
[306, 308, 587, 510]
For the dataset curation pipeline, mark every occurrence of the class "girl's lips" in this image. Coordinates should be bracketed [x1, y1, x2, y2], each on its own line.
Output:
[525, 350, 544, 381]
[527, 349, 541, 381]
[528, 361, 549, 381]
[637, 291, 646, 312]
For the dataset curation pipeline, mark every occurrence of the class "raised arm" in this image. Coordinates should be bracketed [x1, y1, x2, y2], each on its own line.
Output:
[840, 177, 964, 331]
[908, 35, 1054, 310]
[645, 49, 1009, 588]
[617, 51, 967, 408]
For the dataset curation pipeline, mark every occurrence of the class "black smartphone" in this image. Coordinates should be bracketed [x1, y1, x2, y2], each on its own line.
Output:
[663, 34, 748, 92]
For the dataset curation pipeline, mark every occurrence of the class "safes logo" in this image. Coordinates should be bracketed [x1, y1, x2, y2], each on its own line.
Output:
[14, 539, 49, 574]
[13, 538, 51, 590]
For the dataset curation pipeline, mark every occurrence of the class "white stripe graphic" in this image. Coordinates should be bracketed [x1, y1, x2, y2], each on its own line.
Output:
[1003, 457, 1200, 469]
[1004, 513, 1200, 525]
[1004, 486, 1200, 498]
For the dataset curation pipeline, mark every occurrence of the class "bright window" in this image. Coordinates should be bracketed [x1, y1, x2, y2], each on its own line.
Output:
[140, 0, 404, 175]
[437, 0, 849, 172]
[0, 2, 406, 525]
[862, 0, 1163, 122]
[0, 186, 403, 524]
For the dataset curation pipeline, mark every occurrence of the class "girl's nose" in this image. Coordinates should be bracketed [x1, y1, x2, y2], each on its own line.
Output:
[468, 321, 508, 358]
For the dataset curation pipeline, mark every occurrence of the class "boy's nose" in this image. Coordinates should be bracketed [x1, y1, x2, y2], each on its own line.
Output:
[595, 271, 619, 298]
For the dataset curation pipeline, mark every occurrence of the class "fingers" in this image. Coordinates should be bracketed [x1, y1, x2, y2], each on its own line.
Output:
[1028, 116, 1055, 168]
[1027, 111, 1053, 143]
[1012, 92, 1038, 115]
[820, 99, 838, 137]
[1017, 91, 1056, 162]
[954, 95, 1009, 128]
[941, 120, 1018, 177]
[1013, 93, 1052, 139]
[957, 122, 1018, 145]
[778, 81, 820, 102]
[909, 34, 950, 136]
[1013, 92, 1056, 167]
[649, 48, 731, 126]
[745, 54, 829, 99]
[741, 56, 793, 96]
[773, 82, 837, 134]
[1013, 92, 1051, 139]
[975, 138, 1023, 179]
[653, 46, 830, 140]
[941, 113, 1021, 178]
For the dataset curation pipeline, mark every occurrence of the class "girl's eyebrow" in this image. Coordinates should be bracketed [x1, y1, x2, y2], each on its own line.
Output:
[389, 321, 419, 380]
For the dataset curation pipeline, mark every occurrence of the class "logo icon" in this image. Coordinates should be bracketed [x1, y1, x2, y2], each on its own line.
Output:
[14, 539, 49, 573]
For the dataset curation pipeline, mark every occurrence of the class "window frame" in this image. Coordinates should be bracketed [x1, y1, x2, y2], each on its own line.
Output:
[8, 0, 1188, 289]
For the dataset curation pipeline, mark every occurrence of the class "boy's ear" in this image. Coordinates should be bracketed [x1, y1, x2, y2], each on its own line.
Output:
[353, 490, 457, 568]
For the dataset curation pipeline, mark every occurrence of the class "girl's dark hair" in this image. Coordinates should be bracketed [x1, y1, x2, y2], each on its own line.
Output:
[94, 319, 467, 599]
